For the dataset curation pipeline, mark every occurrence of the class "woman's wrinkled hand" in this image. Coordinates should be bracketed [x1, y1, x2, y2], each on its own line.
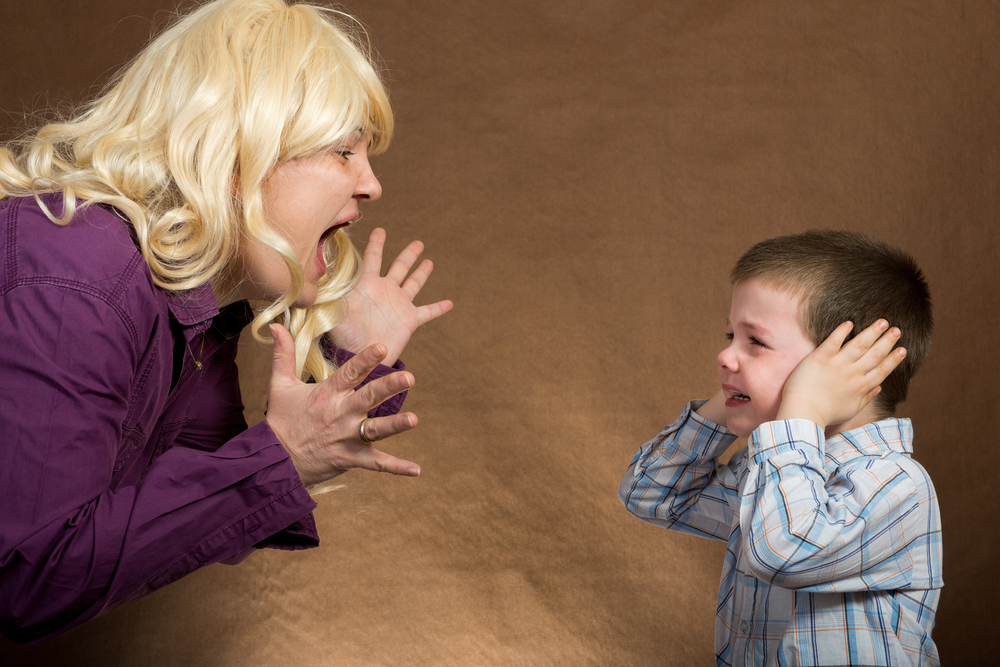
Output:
[327, 227, 453, 366]
[266, 323, 421, 487]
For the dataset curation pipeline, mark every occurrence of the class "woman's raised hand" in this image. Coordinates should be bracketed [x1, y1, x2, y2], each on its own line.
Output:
[266, 323, 421, 487]
[327, 228, 453, 366]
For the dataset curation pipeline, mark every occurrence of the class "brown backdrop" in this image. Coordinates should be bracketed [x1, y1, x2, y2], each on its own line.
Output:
[3, 1, 997, 664]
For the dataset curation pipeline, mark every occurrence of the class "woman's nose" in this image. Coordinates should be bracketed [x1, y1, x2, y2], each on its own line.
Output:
[356, 153, 382, 202]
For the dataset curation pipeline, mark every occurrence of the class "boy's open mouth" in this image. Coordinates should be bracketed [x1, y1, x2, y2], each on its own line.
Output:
[722, 384, 750, 406]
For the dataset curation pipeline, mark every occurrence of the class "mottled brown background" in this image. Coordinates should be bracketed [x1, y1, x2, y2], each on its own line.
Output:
[2, 0, 997, 664]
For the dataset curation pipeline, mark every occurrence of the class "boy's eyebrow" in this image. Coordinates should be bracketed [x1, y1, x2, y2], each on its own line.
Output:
[728, 318, 776, 337]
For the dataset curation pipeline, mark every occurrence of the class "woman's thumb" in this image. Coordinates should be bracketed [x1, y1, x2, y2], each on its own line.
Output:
[269, 323, 298, 387]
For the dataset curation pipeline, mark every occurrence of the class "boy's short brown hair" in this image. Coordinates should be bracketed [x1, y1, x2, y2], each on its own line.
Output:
[731, 230, 933, 417]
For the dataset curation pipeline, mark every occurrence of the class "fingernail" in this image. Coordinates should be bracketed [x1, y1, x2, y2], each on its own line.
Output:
[408, 467, 420, 476]
[891, 327, 901, 336]
[878, 320, 888, 330]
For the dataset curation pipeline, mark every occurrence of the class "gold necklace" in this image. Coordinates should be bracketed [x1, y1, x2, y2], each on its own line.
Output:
[186, 333, 206, 370]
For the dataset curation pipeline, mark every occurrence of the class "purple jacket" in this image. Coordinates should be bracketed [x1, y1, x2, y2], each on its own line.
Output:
[0, 194, 404, 643]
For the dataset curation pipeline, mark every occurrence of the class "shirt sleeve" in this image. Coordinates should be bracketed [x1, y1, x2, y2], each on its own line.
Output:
[0, 284, 317, 645]
[168, 330, 319, 553]
[618, 401, 741, 542]
[740, 419, 933, 592]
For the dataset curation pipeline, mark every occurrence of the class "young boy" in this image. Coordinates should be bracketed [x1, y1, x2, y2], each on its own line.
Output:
[620, 230, 942, 666]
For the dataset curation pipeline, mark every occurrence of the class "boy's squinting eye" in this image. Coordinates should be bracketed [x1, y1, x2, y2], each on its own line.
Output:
[724, 332, 766, 348]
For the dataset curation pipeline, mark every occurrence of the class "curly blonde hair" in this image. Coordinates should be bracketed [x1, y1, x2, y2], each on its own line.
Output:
[0, 0, 393, 381]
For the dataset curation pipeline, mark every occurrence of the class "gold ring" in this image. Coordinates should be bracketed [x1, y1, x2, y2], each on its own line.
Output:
[359, 417, 376, 444]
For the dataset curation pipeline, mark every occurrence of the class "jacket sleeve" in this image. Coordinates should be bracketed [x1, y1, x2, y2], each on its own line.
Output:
[618, 401, 741, 542]
[739, 419, 940, 592]
[0, 284, 316, 644]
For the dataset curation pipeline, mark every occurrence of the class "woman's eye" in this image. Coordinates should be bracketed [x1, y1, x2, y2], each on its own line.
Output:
[335, 150, 354, 160]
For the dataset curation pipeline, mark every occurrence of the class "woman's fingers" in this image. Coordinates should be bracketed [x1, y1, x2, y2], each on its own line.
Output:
[353, 413, 421, 477]
[361, 227, 429, 288]
[399, 258, 433, 298]
[359, 412, 419, 444]
[385, 239, 425, 285]
[354, 445, 421, 477]
[350, 367, 414, 411]
[266, 332, 422, 485]
[416, 299, 455, 327]
[326, 343, 388, 393]
[340, 414, 421, 476]
[359, 227, 387, 277]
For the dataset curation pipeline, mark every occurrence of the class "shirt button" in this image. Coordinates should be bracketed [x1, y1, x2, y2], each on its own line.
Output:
[288, 522, 303, 531]
[740, 621, 749, 633]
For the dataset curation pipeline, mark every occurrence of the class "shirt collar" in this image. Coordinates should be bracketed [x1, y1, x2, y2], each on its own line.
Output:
[168, 286, 254, 357]
[825, 418, 914, 464]
[96, 199, 248, 335]
[165, 281, 221, 327]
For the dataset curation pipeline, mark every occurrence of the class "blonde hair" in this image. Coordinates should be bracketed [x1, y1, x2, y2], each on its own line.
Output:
[0, 0, 393, 381]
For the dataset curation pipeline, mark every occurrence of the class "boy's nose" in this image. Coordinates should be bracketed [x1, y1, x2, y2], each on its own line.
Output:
[717, 345, 738, 371]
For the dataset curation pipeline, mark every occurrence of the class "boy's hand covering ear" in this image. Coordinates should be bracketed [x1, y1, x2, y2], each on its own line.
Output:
[777, 320, 906, 431]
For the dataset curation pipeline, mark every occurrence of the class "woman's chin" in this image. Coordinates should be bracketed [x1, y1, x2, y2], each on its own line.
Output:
[290, 285, 318, 308]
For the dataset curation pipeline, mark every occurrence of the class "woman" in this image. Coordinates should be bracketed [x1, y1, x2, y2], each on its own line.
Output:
[0, 0, 451, 644]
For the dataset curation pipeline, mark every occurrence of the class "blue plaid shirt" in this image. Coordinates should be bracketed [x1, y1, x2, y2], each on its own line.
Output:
[619, 401, 942, 666]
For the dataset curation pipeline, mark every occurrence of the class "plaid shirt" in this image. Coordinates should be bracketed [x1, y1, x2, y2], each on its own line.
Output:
[619, 401, 942, 666]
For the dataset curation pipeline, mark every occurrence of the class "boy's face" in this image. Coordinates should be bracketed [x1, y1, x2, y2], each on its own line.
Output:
[717, 279, 817, 438]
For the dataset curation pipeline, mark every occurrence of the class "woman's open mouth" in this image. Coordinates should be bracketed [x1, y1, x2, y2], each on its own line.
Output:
[314, 222, 352, 274]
